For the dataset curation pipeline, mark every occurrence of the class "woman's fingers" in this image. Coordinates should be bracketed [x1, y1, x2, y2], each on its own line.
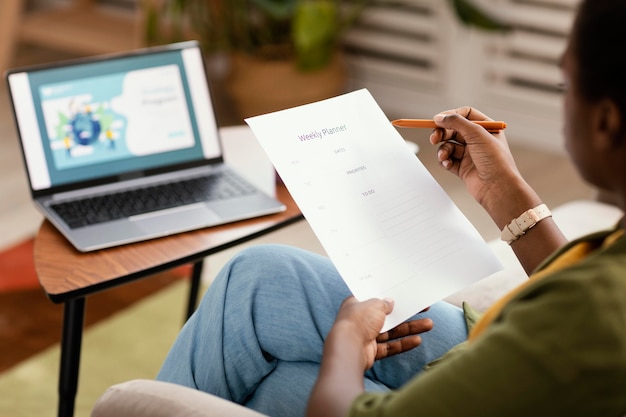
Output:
[374, 318, 434, 359]
[438, 141, 465, 161]
[377, 318, 434, 342]
[375, 335, 423, 359]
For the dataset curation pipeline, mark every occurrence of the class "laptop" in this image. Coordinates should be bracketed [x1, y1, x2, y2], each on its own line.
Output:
[5, 41, 286, 252]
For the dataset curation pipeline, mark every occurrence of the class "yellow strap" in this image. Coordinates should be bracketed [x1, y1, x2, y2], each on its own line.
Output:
[468, 230, 624, 341]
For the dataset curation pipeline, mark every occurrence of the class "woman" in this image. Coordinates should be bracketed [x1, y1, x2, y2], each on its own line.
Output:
[158, 0, 626, 415]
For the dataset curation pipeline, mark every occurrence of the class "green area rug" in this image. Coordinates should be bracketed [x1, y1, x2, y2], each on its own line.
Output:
[0, 280, 194, 417]
[0, 221, 324, 417]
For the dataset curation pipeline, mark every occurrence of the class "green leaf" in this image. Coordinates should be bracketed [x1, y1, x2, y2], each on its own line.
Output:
[250, 0, 299, 19]
[56, 112, 69, 142]
[450, 0, 511, 32]
[293, 1, 337, 70]
[143, 6, 161, 45]
[95, 106, 114, 133]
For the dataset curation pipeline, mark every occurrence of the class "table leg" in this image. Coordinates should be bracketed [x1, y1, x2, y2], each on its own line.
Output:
[185, 260, 204, 320]
[57, 298, 85, 417]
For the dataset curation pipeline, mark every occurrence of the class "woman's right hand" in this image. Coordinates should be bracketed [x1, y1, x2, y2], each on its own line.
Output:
[429, 107, 567, 274]
[429, 107, 524, 210]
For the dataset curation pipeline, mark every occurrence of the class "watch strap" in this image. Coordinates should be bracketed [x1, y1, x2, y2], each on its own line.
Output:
[501, 204, 552, 244]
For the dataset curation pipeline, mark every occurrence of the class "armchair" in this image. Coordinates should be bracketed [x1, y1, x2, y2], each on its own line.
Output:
[91, 379, 266, 417]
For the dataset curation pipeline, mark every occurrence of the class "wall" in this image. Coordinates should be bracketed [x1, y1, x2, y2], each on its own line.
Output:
[344, 0, 580, 155]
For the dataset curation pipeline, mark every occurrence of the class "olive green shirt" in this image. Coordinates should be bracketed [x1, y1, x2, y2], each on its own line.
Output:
[350, 230, 626, 416]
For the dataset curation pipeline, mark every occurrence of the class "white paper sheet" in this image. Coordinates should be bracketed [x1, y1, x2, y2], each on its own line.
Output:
[246, 89, 502, 331]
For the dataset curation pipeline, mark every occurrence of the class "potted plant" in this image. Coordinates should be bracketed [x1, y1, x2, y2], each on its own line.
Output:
[144, 0, 369, 119]
[143, 0, 508, 119]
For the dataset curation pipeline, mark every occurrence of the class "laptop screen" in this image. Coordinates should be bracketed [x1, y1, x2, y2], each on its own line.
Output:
[7, 41, 222, 192]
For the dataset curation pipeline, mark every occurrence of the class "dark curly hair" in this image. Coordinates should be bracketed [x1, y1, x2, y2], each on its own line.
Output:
[571, 0, 626, 118]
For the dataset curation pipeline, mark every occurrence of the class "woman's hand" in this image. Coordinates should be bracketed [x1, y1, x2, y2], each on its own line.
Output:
[429, 107, 522, 209]
[429, 107, 567, 274]
[332, 296, 433, 370]
[306, 297, 433, 417]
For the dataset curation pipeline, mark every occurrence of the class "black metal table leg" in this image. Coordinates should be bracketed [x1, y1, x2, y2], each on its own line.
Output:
[185, 260, 205, 320]
[57, 297, 86, 417]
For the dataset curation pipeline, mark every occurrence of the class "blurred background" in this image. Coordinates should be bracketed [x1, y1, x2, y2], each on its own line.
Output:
[2, 0, 578, 149]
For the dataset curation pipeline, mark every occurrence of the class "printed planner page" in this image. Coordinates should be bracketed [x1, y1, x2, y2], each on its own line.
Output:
[246, 89, 502, 331]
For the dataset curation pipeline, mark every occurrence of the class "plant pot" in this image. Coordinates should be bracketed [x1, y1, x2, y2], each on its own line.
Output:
[226, 53, 347, 119]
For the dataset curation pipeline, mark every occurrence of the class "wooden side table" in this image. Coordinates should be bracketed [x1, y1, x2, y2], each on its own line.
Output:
[33, 126, 303, 417]
[35, 185, 302, 417]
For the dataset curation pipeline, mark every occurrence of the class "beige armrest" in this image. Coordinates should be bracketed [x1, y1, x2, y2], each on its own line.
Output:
[445, 200, 623, 311]
[91, 379, 269, 417]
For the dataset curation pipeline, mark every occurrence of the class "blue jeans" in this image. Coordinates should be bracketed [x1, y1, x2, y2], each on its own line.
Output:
[157, 244, 467, 417]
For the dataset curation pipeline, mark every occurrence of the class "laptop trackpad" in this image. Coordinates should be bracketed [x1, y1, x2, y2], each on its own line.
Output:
[132, 204, 221, 234]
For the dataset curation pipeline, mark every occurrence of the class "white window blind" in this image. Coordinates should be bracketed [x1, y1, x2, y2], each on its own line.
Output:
[345, 0, 581, 153]
[344, 0, 453, 120]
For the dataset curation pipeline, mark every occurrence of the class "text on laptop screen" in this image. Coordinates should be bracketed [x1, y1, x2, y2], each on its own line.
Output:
[8, 44, 221, 191]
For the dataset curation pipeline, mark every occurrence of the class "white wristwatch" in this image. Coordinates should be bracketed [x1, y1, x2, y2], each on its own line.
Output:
[501, 204, 552, 244]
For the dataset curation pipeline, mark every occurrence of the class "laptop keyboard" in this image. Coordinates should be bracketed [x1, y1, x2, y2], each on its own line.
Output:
[50, 170, 257, 229]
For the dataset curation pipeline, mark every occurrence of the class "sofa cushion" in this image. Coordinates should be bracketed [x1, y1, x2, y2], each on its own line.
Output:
[91, 379, 268, 417]
[445, 200, 623, 311]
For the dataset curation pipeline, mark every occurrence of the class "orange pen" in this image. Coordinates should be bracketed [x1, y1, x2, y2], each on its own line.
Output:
[391, 119, 507, 132]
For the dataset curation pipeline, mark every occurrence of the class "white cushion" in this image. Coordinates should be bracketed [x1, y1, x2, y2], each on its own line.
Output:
[91, 379, 268, 417]
[445, 200, 623, 311]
